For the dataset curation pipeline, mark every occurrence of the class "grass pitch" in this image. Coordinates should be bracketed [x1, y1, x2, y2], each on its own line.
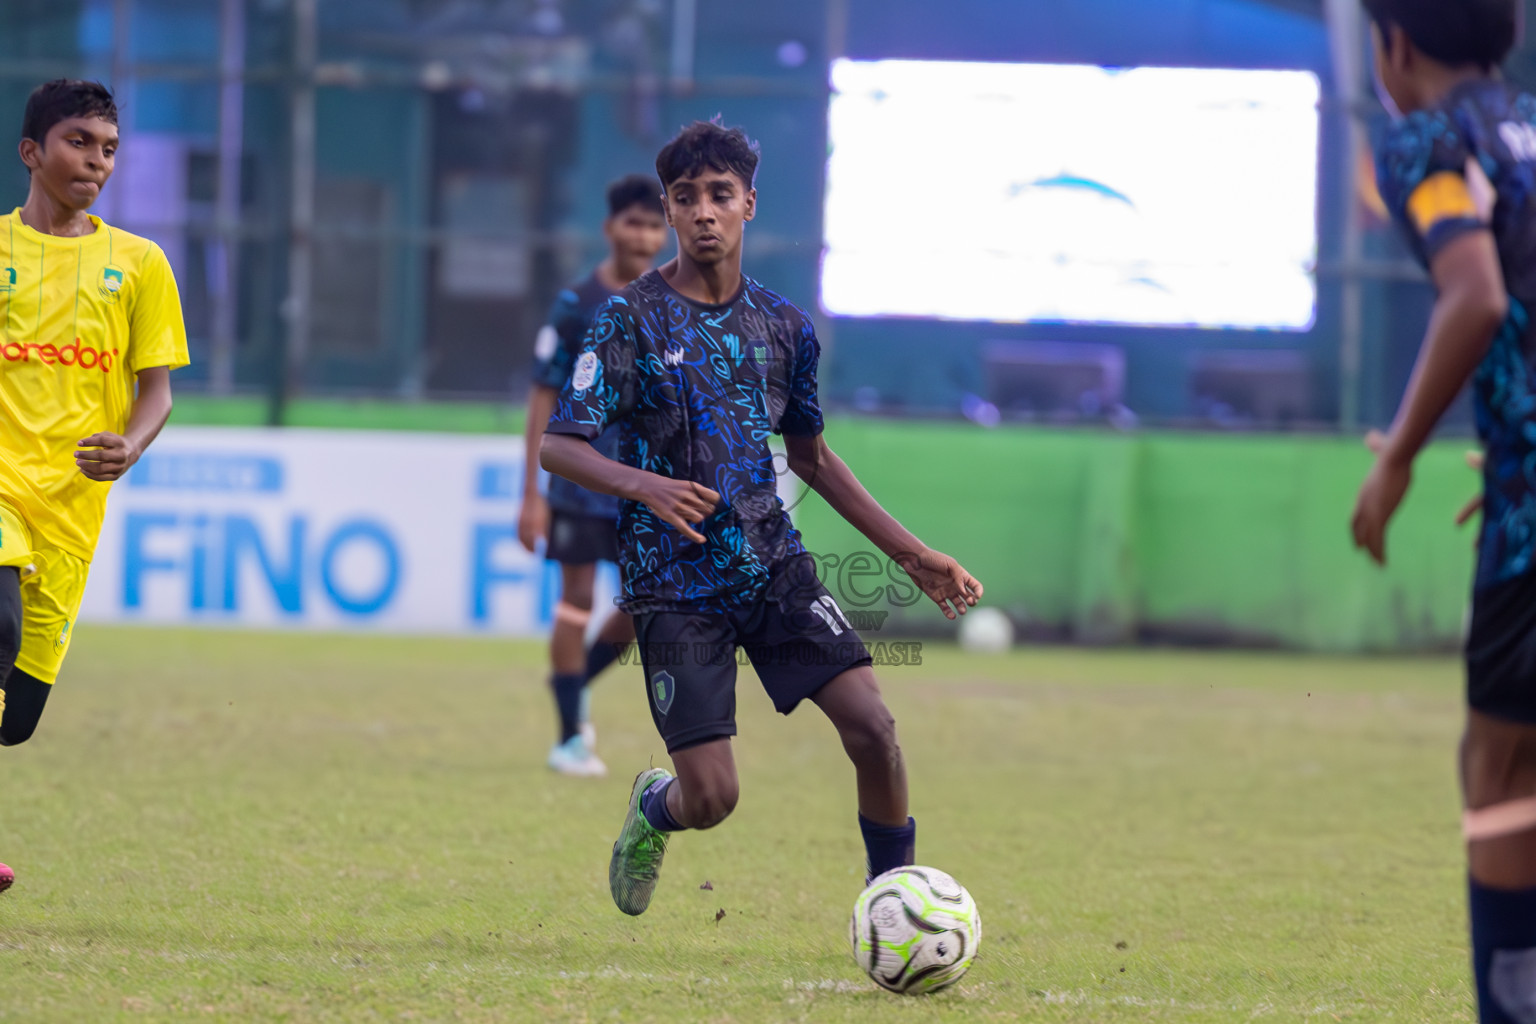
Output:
[0, 628, 1470, 1022]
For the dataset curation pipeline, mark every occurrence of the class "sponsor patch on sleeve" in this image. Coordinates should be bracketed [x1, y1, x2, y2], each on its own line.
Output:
[572, 350, 598, 392]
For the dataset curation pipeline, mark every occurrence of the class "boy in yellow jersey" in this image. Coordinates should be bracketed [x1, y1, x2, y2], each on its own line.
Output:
[0, 80, 188, 894]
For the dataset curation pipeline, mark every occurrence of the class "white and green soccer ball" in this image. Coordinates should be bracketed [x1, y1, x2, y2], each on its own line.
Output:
[849, 865, 981, 994]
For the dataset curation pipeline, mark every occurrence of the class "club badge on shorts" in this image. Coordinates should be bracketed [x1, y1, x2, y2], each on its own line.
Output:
[651, 670, 675, 716]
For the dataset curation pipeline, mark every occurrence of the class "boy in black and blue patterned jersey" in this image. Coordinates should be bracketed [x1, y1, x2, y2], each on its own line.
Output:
[519, 175, 667, 778]
[542, 120, 984, 916]
[1350, 1, 1536, 1019]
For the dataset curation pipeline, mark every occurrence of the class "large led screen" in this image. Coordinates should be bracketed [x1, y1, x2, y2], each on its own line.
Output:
[822, 60, 1321, 330]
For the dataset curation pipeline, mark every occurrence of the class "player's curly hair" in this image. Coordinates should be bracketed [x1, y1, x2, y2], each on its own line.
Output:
[655, 117, 760, 191]
[1362, 0, 1520, 71]
[607, 173, 665, 218]
[21, 79, 118, 145]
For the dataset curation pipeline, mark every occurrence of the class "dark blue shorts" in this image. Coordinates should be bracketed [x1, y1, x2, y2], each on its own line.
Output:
[546, 511, 618, 566]
[1467, 568, 1536, 725]
[633, 558, 872, 752]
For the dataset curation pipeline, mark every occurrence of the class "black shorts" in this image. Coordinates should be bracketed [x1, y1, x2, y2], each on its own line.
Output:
[1467, 568, 1536, 724]
[633, 559, 874, 752]
[546, 511, 618, 565]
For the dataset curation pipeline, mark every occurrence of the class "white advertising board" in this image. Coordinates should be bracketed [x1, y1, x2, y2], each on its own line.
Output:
[79, 427, 618, 636]
[822, 60, 1321, 329]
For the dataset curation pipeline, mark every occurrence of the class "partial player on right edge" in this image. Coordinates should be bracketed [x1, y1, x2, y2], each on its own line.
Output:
[1349, 1, 1536, 1019]
[541, 119, 982, 917]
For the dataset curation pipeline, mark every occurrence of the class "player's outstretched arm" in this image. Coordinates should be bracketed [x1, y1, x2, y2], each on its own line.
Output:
[783, 432, 981, 620]
[519, 384, 558, 552]
[75, 366, 173, 482]
[540, 432, 718, 544]
[1352, 230, 1506, 565]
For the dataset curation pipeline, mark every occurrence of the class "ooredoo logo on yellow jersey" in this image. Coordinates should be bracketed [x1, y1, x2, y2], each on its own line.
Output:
[1, 338, 120, 373]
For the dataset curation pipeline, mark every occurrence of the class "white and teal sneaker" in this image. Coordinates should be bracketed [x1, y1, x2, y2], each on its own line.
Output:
[609, 767, 672, 916]
[547, 735, 606, 777]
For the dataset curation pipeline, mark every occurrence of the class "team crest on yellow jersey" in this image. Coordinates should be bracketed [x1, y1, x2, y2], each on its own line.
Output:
[99, 264, 125, 302]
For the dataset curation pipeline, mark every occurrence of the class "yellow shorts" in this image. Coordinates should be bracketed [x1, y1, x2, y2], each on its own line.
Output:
[0, 500, 88, 685]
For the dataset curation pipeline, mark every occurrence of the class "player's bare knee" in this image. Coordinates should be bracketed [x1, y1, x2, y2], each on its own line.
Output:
[559, 567, 596, 610]
[1462, 718, 1536, 809]
[840, 708, 901, 771]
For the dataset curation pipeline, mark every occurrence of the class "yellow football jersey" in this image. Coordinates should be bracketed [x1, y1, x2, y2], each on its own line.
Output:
[0, 209, 189, 562]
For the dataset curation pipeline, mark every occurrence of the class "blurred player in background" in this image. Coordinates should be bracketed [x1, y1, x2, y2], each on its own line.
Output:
[1349, 1, 1536, 1018]
[541, 120, 982, 917]
[519, 175, 667, 777]
[0, 80, 188, 893]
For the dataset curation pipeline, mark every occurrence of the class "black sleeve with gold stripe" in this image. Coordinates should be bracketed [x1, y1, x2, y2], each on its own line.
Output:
[1376, 109, 1489, 266]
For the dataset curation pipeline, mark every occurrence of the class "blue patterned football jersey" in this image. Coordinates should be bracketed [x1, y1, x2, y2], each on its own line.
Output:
[1377, 79, 1536, 589]
[531, 273, 621, 519]
[545, 269, 824, 613]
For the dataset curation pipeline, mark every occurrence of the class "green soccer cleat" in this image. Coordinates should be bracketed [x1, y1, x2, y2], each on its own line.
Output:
[608, 767, 672, 916]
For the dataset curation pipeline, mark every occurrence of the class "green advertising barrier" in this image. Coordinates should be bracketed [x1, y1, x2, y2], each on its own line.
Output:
[166, 398, 1478, 652]
[790, 421, 1479, 653]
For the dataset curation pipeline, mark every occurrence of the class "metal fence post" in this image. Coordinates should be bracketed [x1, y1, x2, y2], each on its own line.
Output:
[210, 0, 245, 396]
[271, 0, 316, 426]
[1325, 0, 1367, 434]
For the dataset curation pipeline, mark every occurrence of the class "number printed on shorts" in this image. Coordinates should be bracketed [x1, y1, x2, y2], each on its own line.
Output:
[809, 594, 852, 635]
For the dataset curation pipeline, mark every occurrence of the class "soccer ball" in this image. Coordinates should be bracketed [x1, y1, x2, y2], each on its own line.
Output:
[958, 606, 1014, 654]
[849, 866, 981, 994]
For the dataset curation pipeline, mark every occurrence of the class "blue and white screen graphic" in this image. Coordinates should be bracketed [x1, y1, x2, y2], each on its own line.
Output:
[822, 60, 1321, 330]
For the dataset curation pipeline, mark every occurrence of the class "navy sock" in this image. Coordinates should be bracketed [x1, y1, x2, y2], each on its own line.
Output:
[551, 673, 584, 743]
[641, 777, 685, 833]
[584, 640, 621, 684]
[859, 813, 916, 881]
[1471, 877, 1536, 1024]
